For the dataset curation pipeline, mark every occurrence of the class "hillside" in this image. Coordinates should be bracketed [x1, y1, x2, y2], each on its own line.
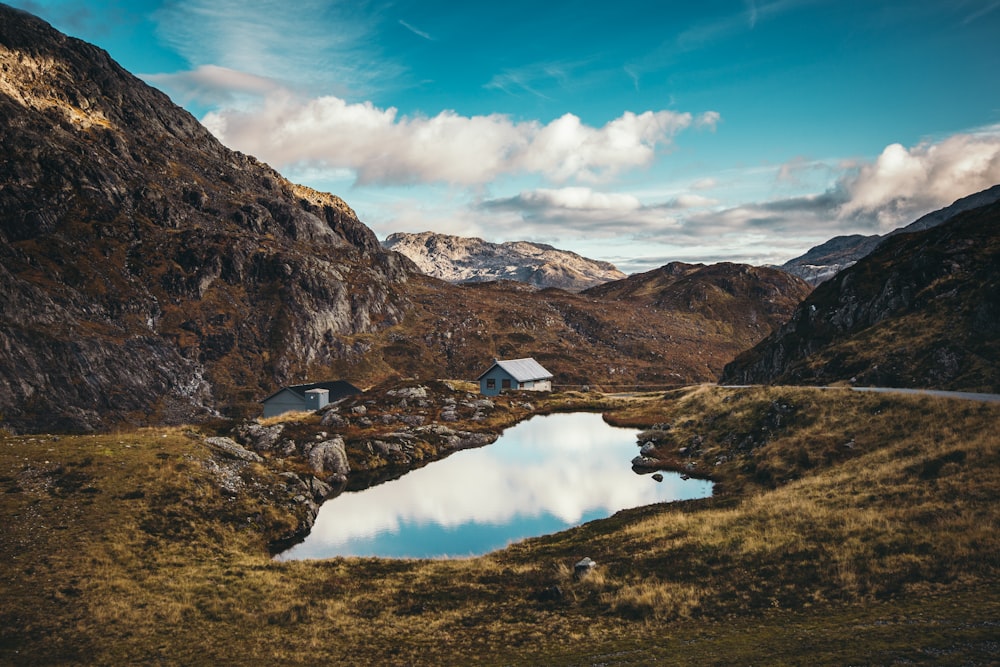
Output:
[722, 198, 1000, 392]
[351, 263, 810, 390]
[780, 184, 1000, 285]
[585, 261, 810, 327]
[382, 231, 626, 291]
[0, 6, 814, 431]
[0, 5, 411, 431]
[3, 386, 998, 664]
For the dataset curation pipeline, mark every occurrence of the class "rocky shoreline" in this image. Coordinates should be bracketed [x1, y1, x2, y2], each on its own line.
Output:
[198, 380, 544, 550]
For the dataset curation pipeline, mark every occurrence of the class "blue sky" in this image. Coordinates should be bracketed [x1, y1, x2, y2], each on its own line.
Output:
[11, 0, 1000, 271]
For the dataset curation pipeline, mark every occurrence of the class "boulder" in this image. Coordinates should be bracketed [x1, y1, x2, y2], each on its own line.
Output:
[235, 422, 285, 452]
[205, 436, 263, 462]
[304, 437, 350, 481]
[574, 557, 597, 580]
[387, 386, 429, 400]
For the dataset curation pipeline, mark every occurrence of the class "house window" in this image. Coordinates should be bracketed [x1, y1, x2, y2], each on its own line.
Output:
[486, 378, 496, 389]
[501, 379, 512, 389]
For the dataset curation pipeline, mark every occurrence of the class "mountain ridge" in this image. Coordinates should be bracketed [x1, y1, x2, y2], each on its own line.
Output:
[382, 231, 626, 291]
[780, 184, 1000, 285]
[723, 198, 1000, 392]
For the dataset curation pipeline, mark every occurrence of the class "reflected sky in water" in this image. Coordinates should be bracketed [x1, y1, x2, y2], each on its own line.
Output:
[279, 412, 712, 560]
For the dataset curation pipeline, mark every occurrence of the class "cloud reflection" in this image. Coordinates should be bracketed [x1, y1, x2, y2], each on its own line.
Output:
[280, 413, 712, 560]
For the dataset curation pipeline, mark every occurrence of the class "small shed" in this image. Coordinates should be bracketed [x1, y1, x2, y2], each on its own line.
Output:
[261, 380, 362, 418]
[477, 358, 553, 396]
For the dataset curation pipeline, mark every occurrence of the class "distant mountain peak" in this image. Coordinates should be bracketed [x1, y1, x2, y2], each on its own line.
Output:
[382, 231, 626, 291]
[780, 184, 1000, 285]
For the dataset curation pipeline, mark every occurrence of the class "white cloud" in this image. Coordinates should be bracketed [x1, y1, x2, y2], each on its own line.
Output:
[696, 110, 721, 130]
[837, 130, 1000, 229]
[671, 194, 719, 208]
[501, 187, 643, 212]
[673, 129, 1000, 244]
[361, 128, 1000, 269]
[478, 186, 713, 240]
[398, 19, 433, 41]
[152, 0, 402, 97]
[145, 65, 283, 107]
[204, 91, 715, 186]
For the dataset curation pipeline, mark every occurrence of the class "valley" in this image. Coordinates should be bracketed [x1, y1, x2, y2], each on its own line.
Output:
[1, 5, 999, 665]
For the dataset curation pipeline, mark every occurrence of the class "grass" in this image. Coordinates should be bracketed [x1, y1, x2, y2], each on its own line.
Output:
[1, 386, 998, 665]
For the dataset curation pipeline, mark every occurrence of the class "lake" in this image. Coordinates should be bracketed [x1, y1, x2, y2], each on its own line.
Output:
[278, 412, 713, 560]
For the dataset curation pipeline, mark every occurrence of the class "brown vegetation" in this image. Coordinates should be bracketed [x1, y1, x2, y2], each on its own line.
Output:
[2, 386, 998, 665]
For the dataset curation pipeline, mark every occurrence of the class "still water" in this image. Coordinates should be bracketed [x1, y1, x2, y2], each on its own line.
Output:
[278, 412, 713, 560]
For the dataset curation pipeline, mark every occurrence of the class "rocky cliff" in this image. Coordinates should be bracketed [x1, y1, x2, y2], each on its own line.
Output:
[382, 231, 626, 291]
[0, 5, 410, 431]
[780, 185, 1000, 285]
[722, 198, 1000, 392]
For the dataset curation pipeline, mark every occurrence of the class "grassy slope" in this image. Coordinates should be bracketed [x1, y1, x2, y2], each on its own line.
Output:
[1, 387, 998, 665]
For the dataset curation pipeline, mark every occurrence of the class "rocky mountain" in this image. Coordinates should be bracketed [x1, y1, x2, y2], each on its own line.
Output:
[0, 5, 814, 432]
[721, 198, 1000, 392]
[382, 231, 626, 291]
[0, 5, 411, 431]
[780, 184, 1000, 285]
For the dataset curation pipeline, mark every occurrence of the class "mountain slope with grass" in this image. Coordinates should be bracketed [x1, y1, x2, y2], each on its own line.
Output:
[367, 264, 810, 392]
[2, 386, 998, 664]
[0, 5, 412, 431]
[722, 198, 1000, 391]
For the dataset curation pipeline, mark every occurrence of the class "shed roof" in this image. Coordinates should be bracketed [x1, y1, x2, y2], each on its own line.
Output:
[477, 358, 553, 382]
[261, 380, 361, 404]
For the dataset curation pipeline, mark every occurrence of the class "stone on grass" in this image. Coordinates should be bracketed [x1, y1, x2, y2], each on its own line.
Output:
[574, 557, 597, 580]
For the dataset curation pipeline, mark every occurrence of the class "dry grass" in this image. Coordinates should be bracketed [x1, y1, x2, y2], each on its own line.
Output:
[257, 410, 317, 426]
[2, 386, 999, 665]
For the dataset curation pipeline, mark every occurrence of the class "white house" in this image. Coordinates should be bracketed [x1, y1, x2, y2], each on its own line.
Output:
[476, 358, 553, 396]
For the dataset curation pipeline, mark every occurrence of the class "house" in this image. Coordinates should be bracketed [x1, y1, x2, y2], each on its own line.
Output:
[477, 358, 553, 396]
[260, 380, 362, 418]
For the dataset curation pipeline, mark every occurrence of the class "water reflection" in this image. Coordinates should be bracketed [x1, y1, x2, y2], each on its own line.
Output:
[279, 412, 712, 560]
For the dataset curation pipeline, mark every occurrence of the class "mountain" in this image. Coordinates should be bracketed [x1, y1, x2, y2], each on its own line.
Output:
[0, 5, 813, 431]
[584, 261, 810, 325]
[721, 198, 1000, 392]
[0, 5, 411, 431]
[382, 231, 626, 291]
[362, 261, 811, 390]
[780, 185, 1000, 285]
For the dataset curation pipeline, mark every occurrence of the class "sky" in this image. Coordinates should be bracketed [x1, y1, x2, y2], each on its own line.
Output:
[10, 0, 1000, 272]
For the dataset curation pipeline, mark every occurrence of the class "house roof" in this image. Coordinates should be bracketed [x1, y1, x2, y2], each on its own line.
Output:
[261, 380, 362, 403]
[477, 357, 553, 382]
